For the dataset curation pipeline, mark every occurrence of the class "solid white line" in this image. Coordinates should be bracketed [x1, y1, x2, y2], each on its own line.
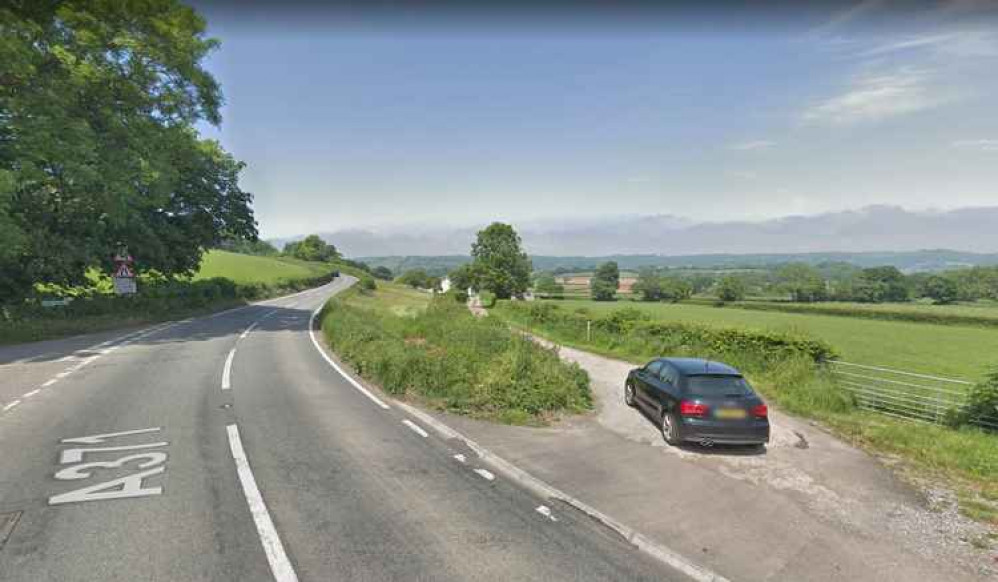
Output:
[55, 371, 71, 379]
[226, 424, 299, 582]
[23, 389, 40, 398]
[307, 305, 390, 410]
[402, 419, 428, 438]
[43, 379, 57, 387]
[222, 348, 236, 390]
[453, 454, 467, 463]
[473, 468, 495, 481]
[3, 400, 21, 412]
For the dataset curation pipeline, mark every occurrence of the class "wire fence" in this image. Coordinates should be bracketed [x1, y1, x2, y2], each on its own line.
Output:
[828, 361, 997, 431]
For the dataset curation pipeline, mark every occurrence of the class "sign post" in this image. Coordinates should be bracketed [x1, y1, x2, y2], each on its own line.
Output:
[112, 251, 137, 296]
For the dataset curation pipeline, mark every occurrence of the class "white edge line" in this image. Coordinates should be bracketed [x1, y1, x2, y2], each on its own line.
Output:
[307, 304, 390, 410]
[23, 389, 40, 398]
[392, 399, 731, 582]
[226, 424, 299, 582]
[222, 348, 236, 390]
[473, 468, 495, 481]
[3, 400, 21, 411]
[43, 379, 58, 387]
[402, 419, 429, 438]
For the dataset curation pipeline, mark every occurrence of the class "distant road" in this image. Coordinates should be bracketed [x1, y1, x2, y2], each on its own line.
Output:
[0, 277, 682, 581]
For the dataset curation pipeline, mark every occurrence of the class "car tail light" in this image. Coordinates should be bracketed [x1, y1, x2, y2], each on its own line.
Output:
[751, 404, 768, 418]
[679, 400, 709, 417]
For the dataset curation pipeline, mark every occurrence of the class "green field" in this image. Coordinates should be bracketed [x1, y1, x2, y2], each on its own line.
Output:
[339, 282, 432, 317]
[548, 298, 998, 381]
[194, 250, 333, 283]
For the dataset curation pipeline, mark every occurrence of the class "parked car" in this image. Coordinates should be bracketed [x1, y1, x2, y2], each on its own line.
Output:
[624, 357, 769, 447]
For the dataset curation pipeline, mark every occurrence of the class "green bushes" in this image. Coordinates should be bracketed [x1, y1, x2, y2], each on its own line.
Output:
[494, 300, 848, 418]
[500, 301, 836, 364]
[321, 292, 591, 424]
[728, 300, 998, 328]
[955, 370, 998, 431]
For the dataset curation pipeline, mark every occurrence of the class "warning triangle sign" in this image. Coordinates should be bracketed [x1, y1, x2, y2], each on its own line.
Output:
[114, 264, 134, 278]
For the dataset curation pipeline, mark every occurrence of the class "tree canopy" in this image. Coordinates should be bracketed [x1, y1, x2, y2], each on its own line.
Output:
[470, 223, 531, 299]
[0, 0, 255, 301]
[590, 261, 619, 301]
[283, 235, 338, 263]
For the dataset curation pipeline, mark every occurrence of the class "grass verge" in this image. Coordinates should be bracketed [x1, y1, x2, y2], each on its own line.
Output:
[320, 284, 592, 425]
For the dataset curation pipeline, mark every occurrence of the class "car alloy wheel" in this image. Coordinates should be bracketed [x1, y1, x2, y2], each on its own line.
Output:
[661, 411, 679, 446]
[624, 383, 636, 406]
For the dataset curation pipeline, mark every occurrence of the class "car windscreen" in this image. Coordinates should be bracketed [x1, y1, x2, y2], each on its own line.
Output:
[685, 375, 753, 397]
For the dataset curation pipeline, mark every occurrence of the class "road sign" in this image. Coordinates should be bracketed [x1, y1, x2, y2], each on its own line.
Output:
[114, 263, 135, 278]
[113, 277, 137, 295]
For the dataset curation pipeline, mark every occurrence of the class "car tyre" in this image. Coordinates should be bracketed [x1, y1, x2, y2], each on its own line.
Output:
[661, 410, 680, 446]
[624, 382, 637, 407]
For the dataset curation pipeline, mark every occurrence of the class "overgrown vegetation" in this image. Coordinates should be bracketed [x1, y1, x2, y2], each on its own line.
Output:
[321, 285, 591, 425]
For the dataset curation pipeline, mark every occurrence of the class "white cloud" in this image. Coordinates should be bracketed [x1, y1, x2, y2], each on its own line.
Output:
[863, 30, 998, 58]
[802, 68, 949, 125]
[728, 140, 775, 151]
[951, 139, 998, 151]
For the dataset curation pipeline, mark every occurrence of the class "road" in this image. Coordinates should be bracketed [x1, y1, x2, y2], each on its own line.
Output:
[0, 277, 684, 581]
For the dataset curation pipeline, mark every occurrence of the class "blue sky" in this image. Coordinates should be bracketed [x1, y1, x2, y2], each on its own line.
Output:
[192, 2, 998, 239]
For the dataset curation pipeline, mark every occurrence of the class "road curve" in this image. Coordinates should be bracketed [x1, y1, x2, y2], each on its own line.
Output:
[0, 278, 685, 581]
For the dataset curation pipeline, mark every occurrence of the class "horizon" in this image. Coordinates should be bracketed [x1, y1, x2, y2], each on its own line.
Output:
[191, 1, 998, 239]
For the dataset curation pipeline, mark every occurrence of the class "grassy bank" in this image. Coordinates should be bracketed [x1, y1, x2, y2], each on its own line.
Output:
[320, 285, 591, 425]
[493, 299, 998, 525]
[534, 298, 998, 381]
[1, 250, 339, 344]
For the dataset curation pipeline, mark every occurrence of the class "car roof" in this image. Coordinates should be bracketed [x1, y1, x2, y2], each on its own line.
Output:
[657, 357, 741, 377]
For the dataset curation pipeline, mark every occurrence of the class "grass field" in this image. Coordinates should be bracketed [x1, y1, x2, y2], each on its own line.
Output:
[546, 298, 998, 381]
[337, 281, 432, 316]
[194, 250, 333, 283]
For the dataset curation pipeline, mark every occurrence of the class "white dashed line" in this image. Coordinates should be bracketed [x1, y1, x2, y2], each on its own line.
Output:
[226, 424, 299, 582]
[55, 371, 71, 379]
[3, 400, 22, 412]
[240, 322, 258, 339]
[453, 454, 467, 463]
[402, 419, 429, 438]
[474, 468, 495, 481]
[222, 348, 236, 391]
[43, 379, 57, 387]
[23, 389, 40, 398]
[307, 305, 390, 409]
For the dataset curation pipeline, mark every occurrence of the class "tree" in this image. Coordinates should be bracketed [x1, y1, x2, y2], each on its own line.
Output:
[921, 275, 959, 305]
[632, 268, 664, 301]
[220, 237, 278, 256]
[470, 223, 531, 299]
[777, 263, 827, 302]
[855, 266, 910, 303]
[397, 269, 430, 289]
[590, 261, 620, 301]
[1, 1, 256, 301]
[371, 266, 393, 281]
[716, 275, 746, 302]
[284, 234, 337, 262]
[448, 264, 477, 294]
[534, 273, 565, 297]
[660, 277, 693, 302]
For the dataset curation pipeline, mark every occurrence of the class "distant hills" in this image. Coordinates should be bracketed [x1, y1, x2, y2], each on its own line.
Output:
[356, 250, 998, 276]
[271, 205, 998, 273]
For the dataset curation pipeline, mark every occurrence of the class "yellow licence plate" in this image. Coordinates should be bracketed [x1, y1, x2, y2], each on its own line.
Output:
[715, 408, 746, 419]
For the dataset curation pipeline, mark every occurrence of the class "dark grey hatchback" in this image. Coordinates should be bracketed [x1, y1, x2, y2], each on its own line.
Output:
[625, 357, 770, 447]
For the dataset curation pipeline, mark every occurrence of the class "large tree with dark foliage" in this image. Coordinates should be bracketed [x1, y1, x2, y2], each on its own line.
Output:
[470, 223, 531, 300]
[0, 0, 255, 301]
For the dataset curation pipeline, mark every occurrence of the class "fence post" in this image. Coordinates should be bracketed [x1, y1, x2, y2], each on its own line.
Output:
[586, 320, 591, 342]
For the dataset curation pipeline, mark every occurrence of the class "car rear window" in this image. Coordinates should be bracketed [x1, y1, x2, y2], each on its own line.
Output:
[685, 375, 753, 397]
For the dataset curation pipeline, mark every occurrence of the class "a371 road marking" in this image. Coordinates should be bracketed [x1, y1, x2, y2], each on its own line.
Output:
[49, 427, 169, 506]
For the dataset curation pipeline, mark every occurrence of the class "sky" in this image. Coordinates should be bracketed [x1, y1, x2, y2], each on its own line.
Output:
[191, 1, 998, 239]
